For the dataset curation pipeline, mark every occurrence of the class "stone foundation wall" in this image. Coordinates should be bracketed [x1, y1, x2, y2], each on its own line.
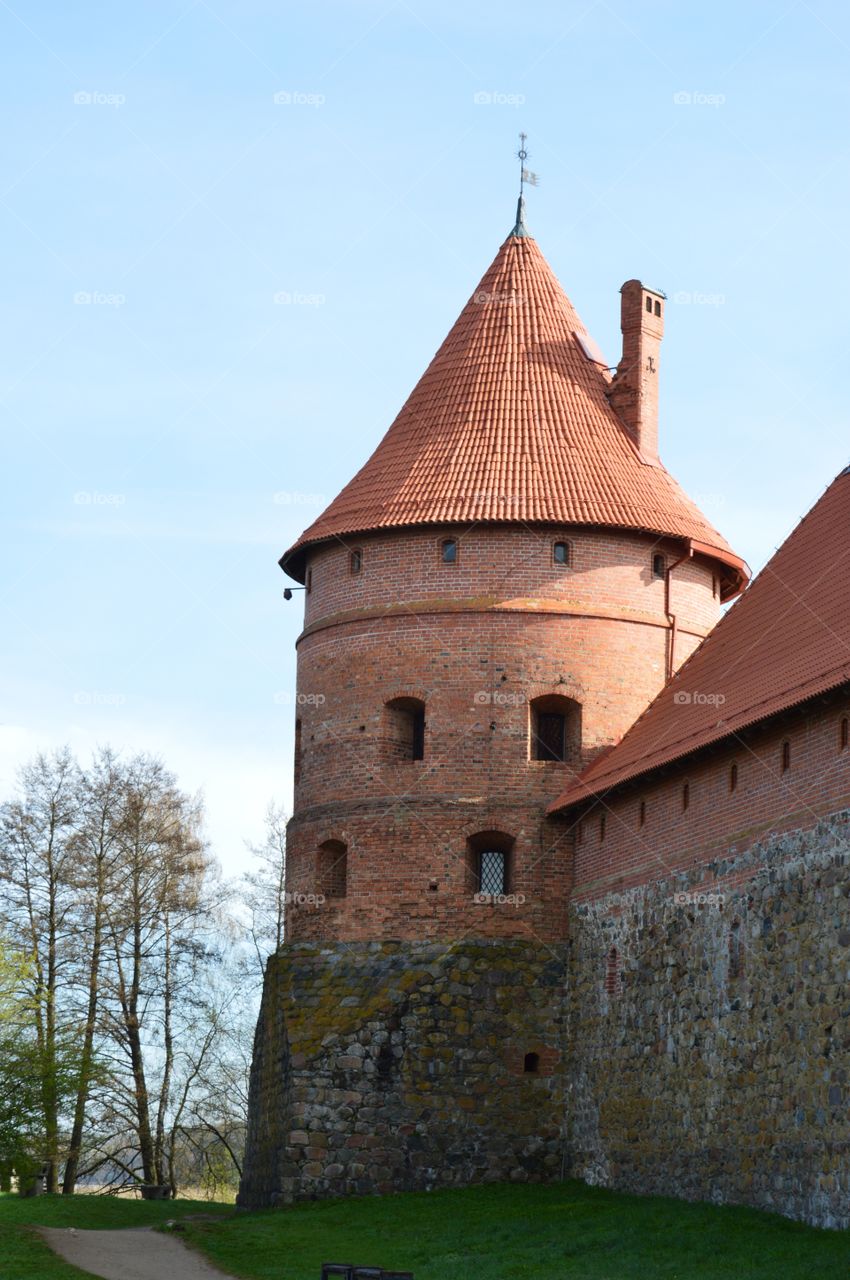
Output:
[238, 939, 568, 1208]
[568, 811, 850, 1229]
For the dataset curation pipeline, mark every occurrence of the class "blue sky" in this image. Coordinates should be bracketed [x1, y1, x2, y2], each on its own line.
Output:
[2, 0, 849, 871]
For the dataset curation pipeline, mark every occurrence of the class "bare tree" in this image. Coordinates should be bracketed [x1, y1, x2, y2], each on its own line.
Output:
[0, 749, 81, 1191]
[239, 802, 287, 980]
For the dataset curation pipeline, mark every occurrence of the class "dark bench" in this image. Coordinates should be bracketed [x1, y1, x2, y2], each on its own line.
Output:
[321, 1267, 413, 1279]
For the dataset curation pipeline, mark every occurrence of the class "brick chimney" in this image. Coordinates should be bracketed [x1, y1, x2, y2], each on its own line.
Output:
[608, 279, 665, 464]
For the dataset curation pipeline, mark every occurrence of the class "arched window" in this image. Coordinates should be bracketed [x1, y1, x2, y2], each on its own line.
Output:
[553, 540, 571, 567]
[441, 538, 457, 564]
[350, 548, 362, 574]
[468, 830, 513, 897]
[729, 762, 738, 792]
[530, 694, 581, 763]
[652, 553, 665, 579]
[523, 1051, 540, 1074]
[317, 839, 347, 899]
[682, 782, 690, 812]
[781, 740, 791, 772]
[384, 697, 425, 761]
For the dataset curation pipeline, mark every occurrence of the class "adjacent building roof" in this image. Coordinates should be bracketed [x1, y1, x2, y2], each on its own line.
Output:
[551, 468, 850, 812]
[281, 222, 747, 594]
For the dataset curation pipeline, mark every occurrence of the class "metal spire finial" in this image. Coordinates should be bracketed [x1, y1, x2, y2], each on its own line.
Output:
[511, 133, 538, 238]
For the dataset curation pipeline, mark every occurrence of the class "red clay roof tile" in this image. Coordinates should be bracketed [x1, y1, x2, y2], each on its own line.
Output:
[551, 468, 850, 811]
[281, 232, 746, 592]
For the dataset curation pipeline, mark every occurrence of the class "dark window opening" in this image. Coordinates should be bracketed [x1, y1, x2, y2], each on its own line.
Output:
[350, 549, 362, 574]
[605, 946, 621, 995]
[645, 296, 652, 312]
[639, 799, 646, 827]
[682, 782, 690, 811]
[523, 1051, 540, 1074]
[652, 553, 665, 579]
[530, 694, 581, 763]
[781, 740, 791, 772]
[441, 538, 457, 564]
[385, 697, 426, 762]
[728, 920, 744, 980]
[376, 1041, 394, 1081]
[536, 712, 566, 762]
[730, 762, 738, 792]
[294, 719, 302, 786]
[599, 812, 606, 842]
[317, 839, 347, 899]
[654, 299, 662, 317]
[306, 568, 313, 594]
[841, 718, 849, 751]
[553, 541, 570, 566]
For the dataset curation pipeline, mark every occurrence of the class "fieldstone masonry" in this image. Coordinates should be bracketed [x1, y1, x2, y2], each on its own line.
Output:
[238, 939, 568, 1208]
[242, 813, 850, 1227]
[569, 811, 850, 1230]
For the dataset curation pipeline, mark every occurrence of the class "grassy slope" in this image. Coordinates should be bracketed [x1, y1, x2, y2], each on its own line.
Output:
[0, 1194, 232, 1280]
[185, 1182, 850, 1280]
[3, 1183, 849, 1280]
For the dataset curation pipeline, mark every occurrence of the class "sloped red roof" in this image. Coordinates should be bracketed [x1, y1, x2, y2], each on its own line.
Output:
[551, 468, 850, 812]
[281, 229, 746, 593]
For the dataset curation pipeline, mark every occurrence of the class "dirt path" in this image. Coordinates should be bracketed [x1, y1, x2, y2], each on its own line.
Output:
[39, 1225, 239, 1280]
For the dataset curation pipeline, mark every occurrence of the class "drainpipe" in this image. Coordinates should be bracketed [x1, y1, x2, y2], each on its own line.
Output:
[664, 541, 693, 680]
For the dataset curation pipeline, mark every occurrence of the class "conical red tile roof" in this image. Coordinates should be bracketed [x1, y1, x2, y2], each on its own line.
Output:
[551, 467, 850, 812]
[281, 230, 747, 593]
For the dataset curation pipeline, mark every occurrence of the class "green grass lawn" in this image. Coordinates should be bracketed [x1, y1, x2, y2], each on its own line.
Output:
[3, 1182, 849, 1280]
[0, 1193, 232, 1280]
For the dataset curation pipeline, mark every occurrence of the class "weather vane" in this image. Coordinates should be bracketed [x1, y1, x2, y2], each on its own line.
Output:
[517, 133, 539, 196]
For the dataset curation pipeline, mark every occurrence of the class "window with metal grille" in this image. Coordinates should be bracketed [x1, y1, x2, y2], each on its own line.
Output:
[468, 830, 513, 897]
[478, 849, 506, 895]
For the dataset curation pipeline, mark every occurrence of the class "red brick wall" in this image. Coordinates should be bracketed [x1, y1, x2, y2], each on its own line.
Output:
[285, 522, 724, 942]
[571, 692, 850, 902]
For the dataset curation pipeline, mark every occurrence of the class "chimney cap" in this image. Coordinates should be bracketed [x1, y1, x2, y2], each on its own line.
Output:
[620, 279, 667, 300]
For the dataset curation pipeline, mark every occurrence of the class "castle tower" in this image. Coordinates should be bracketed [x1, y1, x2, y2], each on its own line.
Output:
[238, 200, 747, 1208]
[279, 200, 746, 946]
